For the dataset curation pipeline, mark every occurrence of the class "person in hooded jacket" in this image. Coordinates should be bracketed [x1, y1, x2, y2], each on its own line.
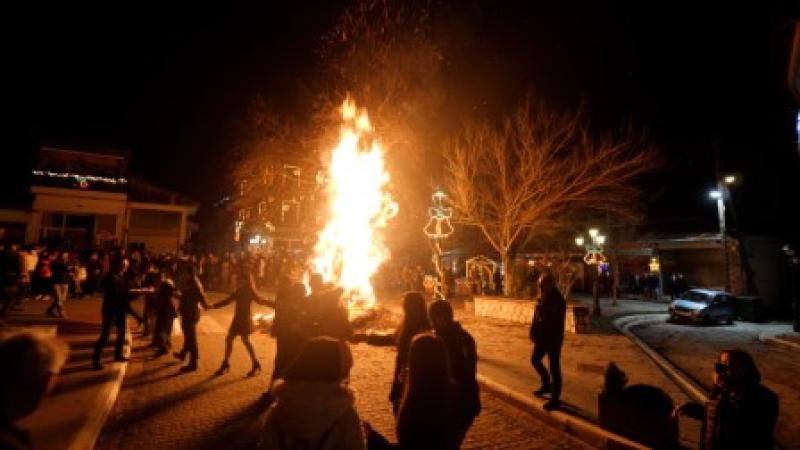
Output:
[428, 300, 480, 445]
[258, 336, 365, 450]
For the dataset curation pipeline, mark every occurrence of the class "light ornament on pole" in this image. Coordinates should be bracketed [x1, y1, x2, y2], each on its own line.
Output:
[649, 257, 661, 273]
[576, 229, 607, 316]
[424, 190, 454, 301]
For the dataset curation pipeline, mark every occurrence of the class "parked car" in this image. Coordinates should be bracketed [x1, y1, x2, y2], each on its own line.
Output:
[667, 289, 735, 325]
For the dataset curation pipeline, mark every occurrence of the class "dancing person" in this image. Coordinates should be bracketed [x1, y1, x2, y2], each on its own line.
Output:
[428, 300, 480, 444]
[140, 268, 160, 337]
[673, 349, 778, 449]
[258, 336, 364, 450]
[91, 258, 146, 370]
[151, 271, 177, 357]
[173, 265, 211, 372]
[0, 332, 68, 450]
[529, 273, 566, 410]
[211, 271, 274, 376]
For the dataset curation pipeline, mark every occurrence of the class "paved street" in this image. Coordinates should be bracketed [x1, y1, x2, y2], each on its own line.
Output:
[445, 297, 702, 447]
[96, 292, 591, 450]
[629, 313, 799, 449]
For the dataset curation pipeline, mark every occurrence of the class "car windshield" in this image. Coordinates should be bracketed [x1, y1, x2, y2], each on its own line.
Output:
[685, 291, 712, 304]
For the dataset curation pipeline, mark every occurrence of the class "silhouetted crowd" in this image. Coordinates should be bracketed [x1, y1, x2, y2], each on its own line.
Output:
[0, 243, 781, 449]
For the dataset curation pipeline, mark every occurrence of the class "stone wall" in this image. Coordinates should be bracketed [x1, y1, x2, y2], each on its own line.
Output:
[473, 296, 590, 334]
[474, 296, 535, 324]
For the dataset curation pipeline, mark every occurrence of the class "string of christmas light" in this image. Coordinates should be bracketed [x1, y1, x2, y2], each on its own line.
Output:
[32, 170, 127, 184]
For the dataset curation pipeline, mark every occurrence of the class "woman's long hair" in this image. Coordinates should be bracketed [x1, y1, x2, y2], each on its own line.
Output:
[720, 349, 761, 389]
[395, 292, 430, 346]
[396, 333, 456, 443]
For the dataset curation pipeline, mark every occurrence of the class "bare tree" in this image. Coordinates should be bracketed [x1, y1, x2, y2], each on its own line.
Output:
[444, 96, 658, 295]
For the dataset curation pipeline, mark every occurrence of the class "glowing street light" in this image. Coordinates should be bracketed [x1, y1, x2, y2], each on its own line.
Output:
[709, 173, 740, 292]
[576, 228, 607, 316]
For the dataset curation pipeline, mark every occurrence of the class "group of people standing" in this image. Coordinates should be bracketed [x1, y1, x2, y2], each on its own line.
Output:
[259, 290, 481, 450]
[0, 244, 103, 318]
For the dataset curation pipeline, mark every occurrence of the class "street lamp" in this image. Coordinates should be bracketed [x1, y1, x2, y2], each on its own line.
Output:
[709, 173, 737, 292]
[576, 229, 607, 316]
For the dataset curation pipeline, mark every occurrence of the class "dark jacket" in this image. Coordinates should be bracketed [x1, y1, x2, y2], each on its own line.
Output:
[154, 280, 177, 320]
[102, 273, 134, 316]
[683, 383, 779, 450]
[50, 260, 69, 284]
[435, 321, 481, 426]
[86, 259, 102, 279]
[396, 385, 460, 450]
[529, 288, 566, 347]
[308, 288, 352, 342]
[177, 277, 210, 321]
[0, 252, 20, 288]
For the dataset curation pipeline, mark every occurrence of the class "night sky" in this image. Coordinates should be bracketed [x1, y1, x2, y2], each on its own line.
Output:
[5, 1, 799, 239]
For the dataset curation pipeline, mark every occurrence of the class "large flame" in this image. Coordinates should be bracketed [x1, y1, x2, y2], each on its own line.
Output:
[312, 98, 398, 309]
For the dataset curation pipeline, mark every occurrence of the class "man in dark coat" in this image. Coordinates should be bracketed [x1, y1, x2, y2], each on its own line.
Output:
[529, 273, 566, 410]
[92, 258, 138, 370]
[429, 300, 481, 445]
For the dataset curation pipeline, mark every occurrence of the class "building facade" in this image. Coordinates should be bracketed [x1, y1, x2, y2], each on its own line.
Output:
[8, 147, 198, 254]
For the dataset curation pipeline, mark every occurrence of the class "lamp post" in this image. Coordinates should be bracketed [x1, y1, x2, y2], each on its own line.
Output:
[576, 228, 607, 316]
[709, 174, 737, 292]
[424, 190, 454, 301]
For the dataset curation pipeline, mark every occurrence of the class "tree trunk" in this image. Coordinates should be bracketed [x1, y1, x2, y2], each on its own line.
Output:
[502, 252, 513, 297]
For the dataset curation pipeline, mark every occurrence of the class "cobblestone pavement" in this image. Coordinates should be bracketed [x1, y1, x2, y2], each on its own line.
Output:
[380, 293, 701, 445]
[630, 314, 799, 449]
[97, 292, 592, 450]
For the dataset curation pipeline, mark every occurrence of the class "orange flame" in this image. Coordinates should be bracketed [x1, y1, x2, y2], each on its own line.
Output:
[311, 98, 398, 309]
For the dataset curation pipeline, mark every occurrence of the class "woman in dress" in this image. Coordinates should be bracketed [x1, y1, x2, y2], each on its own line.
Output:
[211, 269, 274, 376]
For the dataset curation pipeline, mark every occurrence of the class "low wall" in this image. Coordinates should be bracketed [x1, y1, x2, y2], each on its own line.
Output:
[474, 296, 535, 324]
[473, 296, 590, 333]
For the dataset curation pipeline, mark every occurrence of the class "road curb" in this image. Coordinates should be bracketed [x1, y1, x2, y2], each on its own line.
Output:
[67, 335, 131, 450]
[612, 315, 708, 403]
[759, 334, 800, 351]
[476, 373, 648, 450]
